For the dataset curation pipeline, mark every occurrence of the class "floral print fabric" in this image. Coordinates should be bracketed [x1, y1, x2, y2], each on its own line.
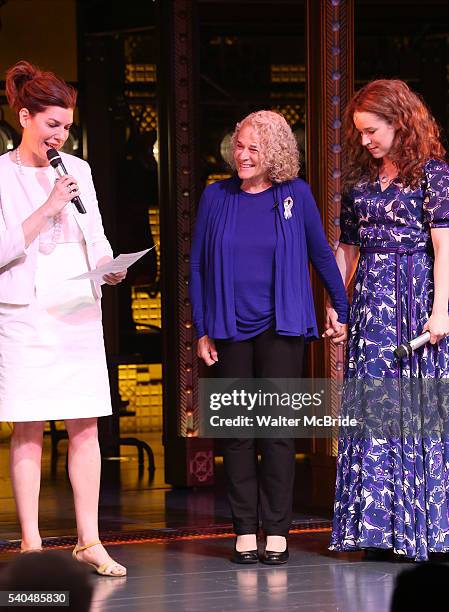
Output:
[330, 159, 449, 560]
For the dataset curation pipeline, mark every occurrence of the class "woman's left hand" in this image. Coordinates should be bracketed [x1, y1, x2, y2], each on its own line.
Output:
[103, 270, 127, 285]
[323, 305, 348, 345]
[423, 313, 449, 344]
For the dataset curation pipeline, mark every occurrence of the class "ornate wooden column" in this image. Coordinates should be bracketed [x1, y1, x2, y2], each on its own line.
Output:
[157, 0, 214, 486]
[305, 0, 354, 507]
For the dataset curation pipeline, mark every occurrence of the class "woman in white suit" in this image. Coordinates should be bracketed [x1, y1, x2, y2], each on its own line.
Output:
[1, 61, 126, 576]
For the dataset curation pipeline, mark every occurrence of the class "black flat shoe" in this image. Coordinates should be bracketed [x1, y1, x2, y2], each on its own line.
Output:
[261, 544, 289, 565]
[231, 540, 258, 564]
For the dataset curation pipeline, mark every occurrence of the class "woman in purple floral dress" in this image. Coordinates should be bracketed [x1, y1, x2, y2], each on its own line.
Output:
[326, 80, 449, 561]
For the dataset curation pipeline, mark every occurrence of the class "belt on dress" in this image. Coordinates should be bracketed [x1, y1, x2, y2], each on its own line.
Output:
[359, 245, 431, 355]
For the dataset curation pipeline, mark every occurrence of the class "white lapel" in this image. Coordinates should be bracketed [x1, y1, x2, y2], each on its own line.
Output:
[70, 203, 88, 236]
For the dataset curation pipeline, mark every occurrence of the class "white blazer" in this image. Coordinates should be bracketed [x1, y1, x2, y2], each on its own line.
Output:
[0, 151, 113, 303]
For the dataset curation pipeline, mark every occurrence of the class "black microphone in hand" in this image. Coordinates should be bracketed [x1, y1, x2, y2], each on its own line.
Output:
[46, 148, 86, 214]
[394, 331, 431, 359]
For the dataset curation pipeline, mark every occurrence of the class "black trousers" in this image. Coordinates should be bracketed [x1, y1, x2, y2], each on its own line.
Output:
[214, 328, 305, 536]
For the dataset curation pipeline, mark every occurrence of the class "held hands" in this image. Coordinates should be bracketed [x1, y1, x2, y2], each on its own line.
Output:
[197, 335, 218, 366]
[322, 304, 348, 345]
[43, 176, 80, 217]
[423, 313, 449, 344]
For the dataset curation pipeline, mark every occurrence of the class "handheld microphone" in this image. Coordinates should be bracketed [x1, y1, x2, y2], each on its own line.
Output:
[394, 331, 431, 359]
[46, 148, 86, 214]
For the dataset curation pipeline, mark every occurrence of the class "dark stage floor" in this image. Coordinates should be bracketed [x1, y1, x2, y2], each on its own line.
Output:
[0, 434, 402, 611]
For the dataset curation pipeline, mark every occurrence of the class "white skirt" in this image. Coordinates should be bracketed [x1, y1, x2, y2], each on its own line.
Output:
[0, 242, 112, 422]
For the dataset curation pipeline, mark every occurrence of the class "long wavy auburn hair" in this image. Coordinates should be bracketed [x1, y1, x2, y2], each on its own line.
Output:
[343, 79, 446, 191]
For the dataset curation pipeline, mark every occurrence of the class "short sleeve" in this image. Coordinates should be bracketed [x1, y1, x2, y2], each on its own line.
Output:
[423, 159, 449, 228]
[339, 191, 360, 245]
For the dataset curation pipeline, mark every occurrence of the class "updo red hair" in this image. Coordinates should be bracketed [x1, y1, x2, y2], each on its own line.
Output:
[5, 60, 77, 116]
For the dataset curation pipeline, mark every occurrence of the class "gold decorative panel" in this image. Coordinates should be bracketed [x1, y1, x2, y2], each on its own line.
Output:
[118, 364, 162, 432]
[271, 64, 306, 83]
[271, 104, 303, 126]
[131, 287, 161, 329]
[128, 103, 158, 133]
[125, 63, 157, 83]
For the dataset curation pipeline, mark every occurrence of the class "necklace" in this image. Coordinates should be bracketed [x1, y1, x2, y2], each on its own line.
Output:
[379, 164, 397, 187]
[15, 147, 63, 254]
[15, 146, 24, 176]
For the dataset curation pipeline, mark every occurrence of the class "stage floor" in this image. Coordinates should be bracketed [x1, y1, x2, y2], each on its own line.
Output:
[0, 433, 403, 611]
[0, 533, 402, 611]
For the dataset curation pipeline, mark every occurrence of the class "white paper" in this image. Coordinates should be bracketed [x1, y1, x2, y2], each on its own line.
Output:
[70, 245, 156, 284]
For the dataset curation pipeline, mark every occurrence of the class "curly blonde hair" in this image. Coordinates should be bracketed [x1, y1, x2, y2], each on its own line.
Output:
[229, 110, 299, 183]
[343, 79, 446, 190]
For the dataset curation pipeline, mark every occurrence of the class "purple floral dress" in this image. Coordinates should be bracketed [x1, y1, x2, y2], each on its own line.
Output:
[330, 159, 449, 561]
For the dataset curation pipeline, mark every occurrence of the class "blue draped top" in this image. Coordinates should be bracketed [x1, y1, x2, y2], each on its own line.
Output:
[190, 176, 349, 340]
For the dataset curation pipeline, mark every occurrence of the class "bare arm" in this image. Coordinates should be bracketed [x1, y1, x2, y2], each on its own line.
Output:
[323, 242, 359, 343]
[335, 242, 360, 288]
[423, 228, 449, 343]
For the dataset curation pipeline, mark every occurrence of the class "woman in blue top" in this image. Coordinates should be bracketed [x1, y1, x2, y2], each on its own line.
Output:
[190, 110, 349, 564]
[328, 80, 449, 562]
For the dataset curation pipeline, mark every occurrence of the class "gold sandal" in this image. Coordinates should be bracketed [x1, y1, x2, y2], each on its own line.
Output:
[72, 540, 127, 577]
